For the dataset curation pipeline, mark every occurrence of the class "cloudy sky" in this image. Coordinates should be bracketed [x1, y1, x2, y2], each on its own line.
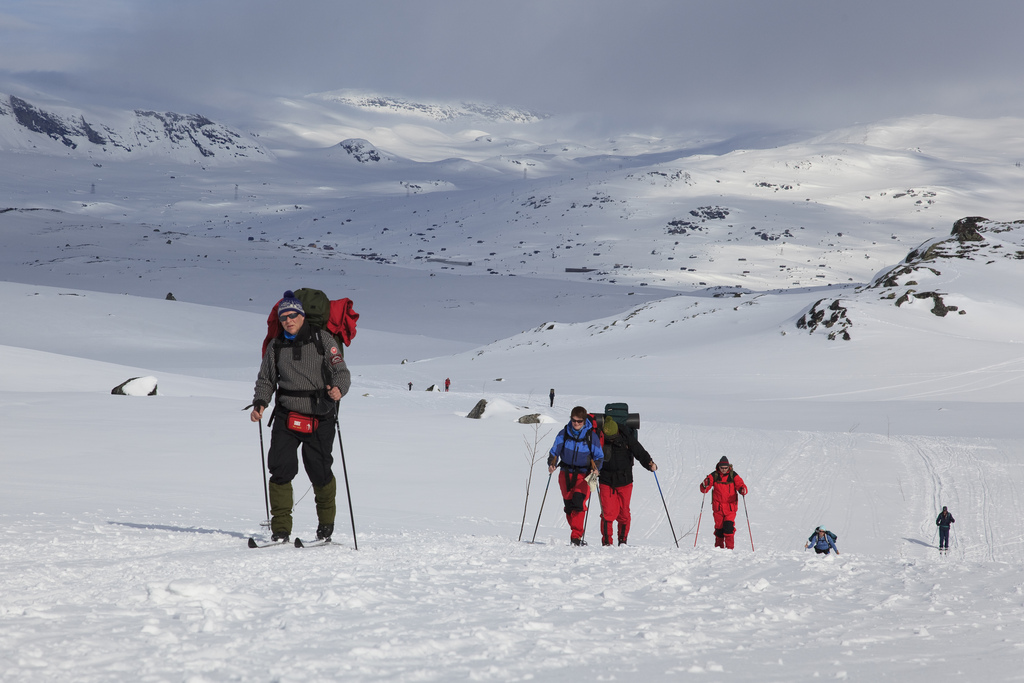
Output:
[3, 0, 1023, 135]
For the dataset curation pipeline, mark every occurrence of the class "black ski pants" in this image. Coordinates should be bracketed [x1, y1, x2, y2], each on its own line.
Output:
[267, 412, 336, 487]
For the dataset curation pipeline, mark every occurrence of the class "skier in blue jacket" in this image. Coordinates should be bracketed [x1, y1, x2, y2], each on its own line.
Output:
[806, 527, 839, 555]
[547, 406, 604, 546]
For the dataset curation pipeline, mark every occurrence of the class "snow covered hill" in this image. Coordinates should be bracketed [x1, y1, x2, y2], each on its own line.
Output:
[3, 90, 1024, 680]
[4, 89, 1024, 302]
[3, 270, 1024, 681]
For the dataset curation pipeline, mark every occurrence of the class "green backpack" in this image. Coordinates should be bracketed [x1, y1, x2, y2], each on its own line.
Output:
[262, 288, 358, 357]
[604, 402, 641, 431]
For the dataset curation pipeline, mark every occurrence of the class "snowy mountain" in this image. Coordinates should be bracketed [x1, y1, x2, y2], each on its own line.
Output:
[308, 89, 549, 123]
[0, 93, 267, 162]
[3, 90, 1024, 680]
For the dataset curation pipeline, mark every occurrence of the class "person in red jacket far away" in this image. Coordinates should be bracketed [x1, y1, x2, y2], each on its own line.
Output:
[699, 456, 748, 549]
[444, 378, 451, 392]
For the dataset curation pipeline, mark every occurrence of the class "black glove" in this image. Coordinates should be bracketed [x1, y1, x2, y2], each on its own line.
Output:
[547, 455, 557, 468]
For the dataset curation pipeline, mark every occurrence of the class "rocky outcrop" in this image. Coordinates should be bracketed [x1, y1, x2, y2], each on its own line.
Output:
[795, 216, 1024, 340]
[337, 139, 385, 163]
[795, 299, 852, 340]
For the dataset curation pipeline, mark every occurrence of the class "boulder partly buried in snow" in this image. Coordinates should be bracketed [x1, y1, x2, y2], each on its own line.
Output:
[111, 376, 158, 396]
[466, 399, 488, 419]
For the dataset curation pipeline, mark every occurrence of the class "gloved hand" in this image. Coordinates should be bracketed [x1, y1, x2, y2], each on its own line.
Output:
[739, 486, 748, 496]
[547, 455, 557, 468]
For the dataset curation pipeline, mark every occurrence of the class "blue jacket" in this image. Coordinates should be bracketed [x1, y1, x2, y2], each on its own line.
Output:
[809, 533, 838, 553]
[550, 422, 604, 471]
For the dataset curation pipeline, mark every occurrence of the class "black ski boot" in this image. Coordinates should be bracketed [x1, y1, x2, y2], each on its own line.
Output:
[271, 531, 290, 543]
[316, 523, 334, 541]
[571, 537, 587, 547]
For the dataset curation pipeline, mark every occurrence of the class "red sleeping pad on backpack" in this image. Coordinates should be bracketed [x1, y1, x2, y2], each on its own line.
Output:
[261, 295, 358, 357]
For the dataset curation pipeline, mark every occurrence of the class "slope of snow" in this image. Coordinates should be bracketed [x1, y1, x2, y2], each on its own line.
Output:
[3, 97, 1024, 680]
[3, 258, 1024, 680]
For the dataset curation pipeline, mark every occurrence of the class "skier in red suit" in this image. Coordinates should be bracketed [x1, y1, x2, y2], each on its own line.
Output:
[699, 456, 747, 549]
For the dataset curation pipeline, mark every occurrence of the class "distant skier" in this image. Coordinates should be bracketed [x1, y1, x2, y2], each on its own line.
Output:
[408, 382, 413, 391]
[806, 527, 839, 555]
[445, 377, 451, 392]
[598, 416, 656, 546]
[936, 506, 955, 551]
[548, 406, 604, 546]
[699, 456, 747, 549]
[549, 388, 555, 407]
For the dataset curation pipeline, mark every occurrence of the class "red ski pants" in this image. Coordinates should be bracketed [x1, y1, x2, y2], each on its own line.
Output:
[558, 470, 592, 540]
[599, 482, 632, 545]
[713, 510, 737, 549]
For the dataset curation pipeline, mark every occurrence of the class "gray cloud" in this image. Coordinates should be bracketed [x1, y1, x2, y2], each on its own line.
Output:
[3, 0, 1024, 135]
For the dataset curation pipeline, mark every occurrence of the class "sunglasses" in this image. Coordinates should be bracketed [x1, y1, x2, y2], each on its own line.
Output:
[570, 418, 586, 424]
[279, 312, 301, 321]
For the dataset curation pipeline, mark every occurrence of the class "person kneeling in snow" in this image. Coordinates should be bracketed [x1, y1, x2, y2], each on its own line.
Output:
[806, 527, 839, 555]
[548, 406, 604, 546]
[699, 456, 747, 549]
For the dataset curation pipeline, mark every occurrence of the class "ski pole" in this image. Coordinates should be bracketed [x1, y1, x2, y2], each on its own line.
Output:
[694, 489, 707, 548]
[653, 470, 679, 548]
[742, 493, 754, 552]
[582, 492, 591, 543]
[530, 470, 554, 543]
[245, 404, 272, 526]
[258, 418, 270, 525]
[334, 404, 358, 550]
[582, 470, 597, 544]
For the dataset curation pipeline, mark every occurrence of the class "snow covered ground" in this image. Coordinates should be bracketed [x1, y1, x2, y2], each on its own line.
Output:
[3, 103, 1024, 681]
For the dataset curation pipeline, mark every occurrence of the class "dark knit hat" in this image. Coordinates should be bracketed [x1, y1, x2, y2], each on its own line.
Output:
[277, 290, 304, 317]
[718, 456, 730, 466]
[603, 417, 619, 436]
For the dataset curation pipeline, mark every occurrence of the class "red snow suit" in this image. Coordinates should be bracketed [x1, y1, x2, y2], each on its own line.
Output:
[699, 466, 747, 549]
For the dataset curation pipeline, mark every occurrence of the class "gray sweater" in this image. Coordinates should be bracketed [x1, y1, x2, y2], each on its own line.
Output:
[253, 325, 351, 416]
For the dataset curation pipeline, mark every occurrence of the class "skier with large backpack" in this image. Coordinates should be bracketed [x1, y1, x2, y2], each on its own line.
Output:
[597, 403, 656, 546]
[249, 290, 355, 543]
[806, 527, 840, 555]
[699, 456, 748, 549]
[806, 526, 838, 548]
[547, 406, 604, 546]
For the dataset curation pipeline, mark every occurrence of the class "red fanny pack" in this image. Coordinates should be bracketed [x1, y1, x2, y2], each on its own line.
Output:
[286, 412, 319, 434]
